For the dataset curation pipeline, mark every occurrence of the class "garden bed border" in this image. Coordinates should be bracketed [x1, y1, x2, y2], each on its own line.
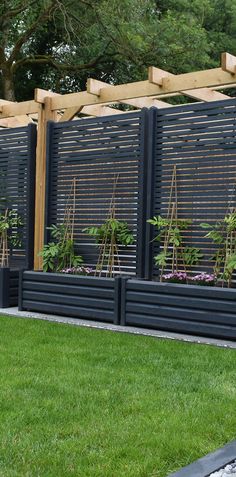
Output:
[0, 268, 19, 308]
[120, 278, 236, 340]
[18, 273, 236, 340]
[19, 271, 121, 325]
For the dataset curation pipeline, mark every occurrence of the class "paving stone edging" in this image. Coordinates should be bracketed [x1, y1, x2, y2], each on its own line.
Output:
[168, 440, 236, 477]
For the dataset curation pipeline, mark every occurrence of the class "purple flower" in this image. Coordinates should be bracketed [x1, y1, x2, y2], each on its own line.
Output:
[162, 271, 216, 286]
[162, 271, 188, 284]
[61, 266, 94, 276]
[189, 272, 216, 286]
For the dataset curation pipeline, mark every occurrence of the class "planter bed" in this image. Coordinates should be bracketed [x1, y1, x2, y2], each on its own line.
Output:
[168, 440, 236, 477]
[19, 271, 121, 324]
[0, 268, 19, 308]
[120, 279, 236, 340]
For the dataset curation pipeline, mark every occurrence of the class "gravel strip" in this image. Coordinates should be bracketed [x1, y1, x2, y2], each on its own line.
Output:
[209, 461, 236, 476]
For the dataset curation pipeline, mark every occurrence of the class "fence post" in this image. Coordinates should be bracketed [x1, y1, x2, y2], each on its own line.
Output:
[44, 121, 54, 246]
[144, 107, 157, 280]
[34, 99, 57, 270]
[120, 276, 128, 326]
[136, 108, 149, 278]
[114, 276, 121, 325]
[25, 123, 37, 270]
[18, 269, 24, 311]
[0, 268, 10, 308]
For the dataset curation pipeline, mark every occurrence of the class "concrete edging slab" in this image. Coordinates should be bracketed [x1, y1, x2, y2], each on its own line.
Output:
[168, 440, 236, 477]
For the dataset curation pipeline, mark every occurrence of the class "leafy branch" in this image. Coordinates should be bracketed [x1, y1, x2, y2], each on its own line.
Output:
[200, 211, 236, 286]
[148, 215, 202, 275]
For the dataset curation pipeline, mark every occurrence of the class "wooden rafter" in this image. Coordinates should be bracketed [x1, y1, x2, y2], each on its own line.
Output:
[35, 88, 126, 121]
[87, 78, 171, 109]
[149, 67, 230, 101]
[0, 99, 34, 127]
[0, 100, 40, 119]
[221, 52, 236, 74]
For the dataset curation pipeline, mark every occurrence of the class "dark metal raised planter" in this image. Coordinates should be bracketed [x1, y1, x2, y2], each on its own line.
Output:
[19, 271, 121, 325]
[0, 268, 19, 308]
[168, 440, 236, 477]
[120, 279, 236, 340]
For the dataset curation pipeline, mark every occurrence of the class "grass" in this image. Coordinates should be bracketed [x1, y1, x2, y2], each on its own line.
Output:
[0, 316, 235, 477]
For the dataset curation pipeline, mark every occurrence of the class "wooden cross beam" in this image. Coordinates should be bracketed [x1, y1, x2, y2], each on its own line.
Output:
[0, 100, 40, 118]
[148, 67, 230, 101]
[222, 52, 236, 74]
[35, 88, 127, 121]
[87, 78, 171, 108]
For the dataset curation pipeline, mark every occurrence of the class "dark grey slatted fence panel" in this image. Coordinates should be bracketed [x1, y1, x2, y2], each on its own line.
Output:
[47, 112, 146, 275]
[0, 124, 36, 269]
[152, 99, 236, 278]
[122, 279, 236, 340]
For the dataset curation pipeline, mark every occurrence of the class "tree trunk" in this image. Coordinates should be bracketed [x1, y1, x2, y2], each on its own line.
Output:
[2, 68, 15, 101]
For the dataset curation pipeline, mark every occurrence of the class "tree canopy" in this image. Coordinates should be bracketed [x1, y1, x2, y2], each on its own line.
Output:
[0, 0, 236, 101]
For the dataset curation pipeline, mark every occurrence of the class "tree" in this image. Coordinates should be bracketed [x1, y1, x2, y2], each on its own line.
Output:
[1, 0, 236, 101]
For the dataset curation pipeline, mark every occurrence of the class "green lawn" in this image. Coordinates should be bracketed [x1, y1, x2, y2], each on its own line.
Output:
[0, 316, 235, 477]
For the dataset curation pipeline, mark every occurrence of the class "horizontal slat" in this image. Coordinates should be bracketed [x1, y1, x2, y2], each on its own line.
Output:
[23, 271, 115, 288]
[125, 313, 236, 340]
[126, 302, 236, 326]
[23, 281, 114, 298]
[126, 291, 236, 314]
[127, 281, 236, 299]
[23, 290, 114, 310]
[22, 300, 114, 322]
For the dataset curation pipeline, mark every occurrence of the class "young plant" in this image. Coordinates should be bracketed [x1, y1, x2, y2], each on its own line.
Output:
[182, 247, 203, 267]
[201, 211, 236, 286]
[147, 215, 202, 276]
[83, 218, 134, 277]
[0, 209, 23, 267]
[84, 219, 134, 248]
[39, 224, 83, 273]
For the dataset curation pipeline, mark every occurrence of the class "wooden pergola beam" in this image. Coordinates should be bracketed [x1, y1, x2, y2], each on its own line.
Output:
[0, 99, 34, 126]
[82, 105, 126, 116]
[0, 116, 33, 128]
[221, 52, 236, 74]
[183, 88, 229, 101]
[35, 89, 127, 122]
[0, 100, 40, 118]
[87, 78, 172, 109]
[149, 67, 230, 102]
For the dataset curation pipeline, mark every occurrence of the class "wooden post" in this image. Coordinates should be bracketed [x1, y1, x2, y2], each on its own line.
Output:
[34, 97, 57, 270]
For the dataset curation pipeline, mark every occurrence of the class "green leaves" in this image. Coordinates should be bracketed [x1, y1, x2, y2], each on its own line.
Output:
[182, 247, 203, 266]
[148, 215, 203, 272]
[154, 251, 171, 267]
[83, 219, 134, 247]
[200, 221, 224, 244]
[0, 209, 23, 266]
[39, 224, 83, 273]
[200, 212, 236, 286]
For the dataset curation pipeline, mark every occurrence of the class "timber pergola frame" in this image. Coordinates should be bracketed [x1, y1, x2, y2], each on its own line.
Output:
[1, 52, 236, 269]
